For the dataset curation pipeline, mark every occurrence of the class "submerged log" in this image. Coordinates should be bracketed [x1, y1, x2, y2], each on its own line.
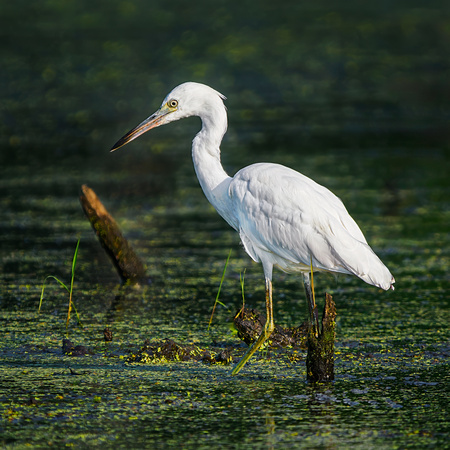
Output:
[79, 184, 147, 284]
[306, 293, 336, 382]
[128, 339, 232, 365]
[233, 307, 308, 349]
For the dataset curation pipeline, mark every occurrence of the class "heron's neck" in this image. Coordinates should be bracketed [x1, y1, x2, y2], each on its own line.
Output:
[191, 114, 235, 228]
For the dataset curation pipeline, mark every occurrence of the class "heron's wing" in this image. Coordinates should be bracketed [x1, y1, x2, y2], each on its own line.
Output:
[229, 163, 393, 289]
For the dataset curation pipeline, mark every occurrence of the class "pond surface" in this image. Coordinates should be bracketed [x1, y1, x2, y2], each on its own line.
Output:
[1, 1, 449, 448]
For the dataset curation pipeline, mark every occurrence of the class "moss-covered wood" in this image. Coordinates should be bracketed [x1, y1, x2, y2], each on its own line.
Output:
[128, 338, 232, 365]
[79, 184, 147, 284]
[306, 293, 336, 382]
[233, 307, 308, 349]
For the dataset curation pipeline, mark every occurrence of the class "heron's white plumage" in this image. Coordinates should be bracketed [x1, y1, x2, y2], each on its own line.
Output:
[228, 162, 394, 290]
[111, 81, 395, 374]
[112, 81, 394, 291]
[160, 82, 394, 291]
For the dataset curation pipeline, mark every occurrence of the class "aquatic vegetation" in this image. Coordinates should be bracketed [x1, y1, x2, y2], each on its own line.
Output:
[208, 248, 232, 330]
[234, 268, 247, 319]
[38, 239, 82, 330]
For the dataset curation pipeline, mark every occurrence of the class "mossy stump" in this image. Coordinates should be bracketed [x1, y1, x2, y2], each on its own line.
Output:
[234, 307, 308, 349]
[80, 184, 147, 284]
[306, 293, 336, 382]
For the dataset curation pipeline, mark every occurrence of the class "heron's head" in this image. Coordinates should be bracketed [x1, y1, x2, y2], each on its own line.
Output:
[110, 82, 226, 152]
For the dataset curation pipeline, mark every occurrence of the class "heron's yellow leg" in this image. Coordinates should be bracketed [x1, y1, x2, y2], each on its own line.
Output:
[303, 271, 320, 336]
[310, 255, 316, 310]
[232, 279, 274, 375]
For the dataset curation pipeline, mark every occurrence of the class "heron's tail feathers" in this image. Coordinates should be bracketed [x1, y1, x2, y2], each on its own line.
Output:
[333, 240, 395, 291]
[357, 267, 395, 291]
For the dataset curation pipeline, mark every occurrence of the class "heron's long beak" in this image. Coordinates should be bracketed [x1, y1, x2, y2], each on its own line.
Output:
[110, 104, 172, 152]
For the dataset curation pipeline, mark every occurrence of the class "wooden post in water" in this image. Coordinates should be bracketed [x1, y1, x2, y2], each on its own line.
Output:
[79, 184, 147, 285]
[306, 293, 336, 382]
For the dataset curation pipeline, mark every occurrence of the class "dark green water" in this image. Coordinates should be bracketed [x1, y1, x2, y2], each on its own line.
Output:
[1, 1, 449, 448]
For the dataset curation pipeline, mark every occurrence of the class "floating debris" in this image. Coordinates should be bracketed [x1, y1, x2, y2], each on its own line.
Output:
[62, 339, 91, 357]
[103, 327, 113, 342]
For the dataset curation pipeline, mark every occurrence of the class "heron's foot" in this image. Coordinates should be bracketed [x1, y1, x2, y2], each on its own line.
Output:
[231, 325, 274, 376]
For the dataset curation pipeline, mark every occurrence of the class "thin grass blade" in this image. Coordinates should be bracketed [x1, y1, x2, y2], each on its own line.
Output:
[235, 268, 246, 319]
[66, 239, 80, 329]
[39, 276, 69, 312]
[208, 249, 232, 330]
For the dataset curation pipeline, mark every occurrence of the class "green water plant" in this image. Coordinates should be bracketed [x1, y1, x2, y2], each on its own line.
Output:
[208, 249, 232, 330]
[38, 239, 82, 330]
[234, 268, 246, 319]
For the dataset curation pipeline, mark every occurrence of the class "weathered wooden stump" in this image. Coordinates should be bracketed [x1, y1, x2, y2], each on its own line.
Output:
[80, 184, 147, 285]
[306, 293, 336, 382]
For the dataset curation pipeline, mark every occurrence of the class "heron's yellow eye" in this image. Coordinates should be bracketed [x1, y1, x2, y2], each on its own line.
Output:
[168, 99, 178, 109]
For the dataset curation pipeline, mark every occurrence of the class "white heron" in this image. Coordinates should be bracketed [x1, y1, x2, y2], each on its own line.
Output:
[111, 82, 395, 375]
